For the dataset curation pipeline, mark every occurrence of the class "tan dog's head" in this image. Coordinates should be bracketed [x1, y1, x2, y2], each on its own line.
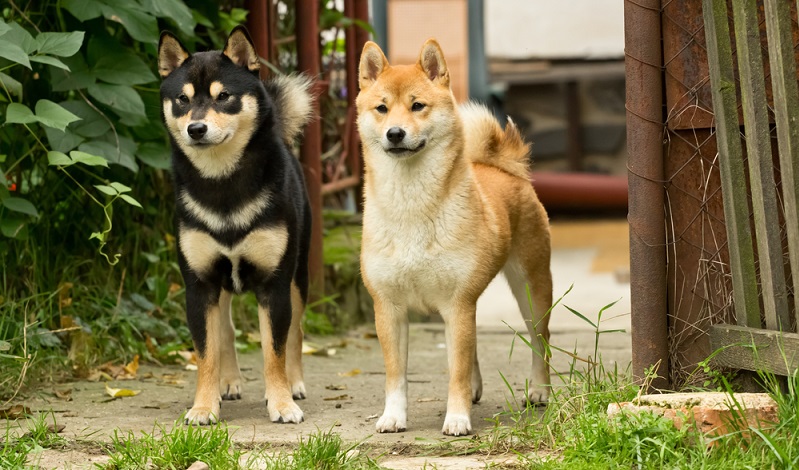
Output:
[356, 39, 458, 160]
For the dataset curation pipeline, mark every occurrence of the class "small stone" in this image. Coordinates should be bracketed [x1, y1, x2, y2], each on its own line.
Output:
[186, 461, 209, 470]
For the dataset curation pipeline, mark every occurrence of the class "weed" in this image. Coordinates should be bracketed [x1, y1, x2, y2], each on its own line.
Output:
[0, 411, 68, 468]
[258, 429, 380, 470]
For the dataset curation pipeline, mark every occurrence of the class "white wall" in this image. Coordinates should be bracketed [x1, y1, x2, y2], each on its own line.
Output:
[484, 0, 624, 60]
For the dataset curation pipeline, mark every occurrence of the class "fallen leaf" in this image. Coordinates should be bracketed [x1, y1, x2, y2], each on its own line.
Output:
[302, 342, 321, 355]
[324, 394, 350, 401]
[169, 350, 197, 365]
[246, 332, 261, 344]
[53, 388, 73, 400]
[362, 331, 378, 339]
[185, 364, 198, 371]
[365, 414, 379, 421]
[337, 368, 361, 377]
[0, 404, 31, 419]
[168, 282, 181, 294]
[325, 384, 348, 391]
[144, 335, 158, 356]
[142, 402, 170, 409]
[61, 411, 78, 418]
[105, 383, 141, 398]
[124, 355, 140, 375]
[417, 397, 441, 403]
[58, 282, 73, 308]
[86, 370, 114, 382]
[47, 424, 66, 434]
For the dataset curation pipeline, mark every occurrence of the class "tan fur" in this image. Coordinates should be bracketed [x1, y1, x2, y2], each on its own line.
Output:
[182, 83, 195, 100]
[209, 81, 224, 99]
[217, 290, 243, 399]
[270, 74, 315, 144]
[357, 39, 552, 436]
[258, 304, 304, 423]
[185, 303, 223, 425]
[158, 34, 189, 78]
[286, 283, 306, 399]
[223, 29, 260, 71]
[180, 189, 272, 232]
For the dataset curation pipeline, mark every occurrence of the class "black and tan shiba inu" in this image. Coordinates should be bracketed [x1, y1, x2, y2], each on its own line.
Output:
[158, 26, 313, 425]
[357, 40, 553, 436]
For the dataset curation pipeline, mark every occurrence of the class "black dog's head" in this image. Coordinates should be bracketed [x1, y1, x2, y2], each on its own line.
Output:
[158, 26, 269, 178]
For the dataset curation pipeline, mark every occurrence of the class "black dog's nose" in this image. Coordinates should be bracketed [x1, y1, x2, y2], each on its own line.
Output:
[386, 127, 405, 144]
[188, 123, 207, 140]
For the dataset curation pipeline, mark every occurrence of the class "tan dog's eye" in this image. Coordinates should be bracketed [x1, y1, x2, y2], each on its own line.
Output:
[411, 102, 425, 112]
[376, 104, 388, 114]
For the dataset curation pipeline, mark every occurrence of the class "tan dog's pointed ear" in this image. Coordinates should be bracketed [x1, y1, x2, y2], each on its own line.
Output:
[359, 41, 389, 90]
[158, 32, 189, 78]
[223, 26, 260, 72]
[418, 38, 449, 88]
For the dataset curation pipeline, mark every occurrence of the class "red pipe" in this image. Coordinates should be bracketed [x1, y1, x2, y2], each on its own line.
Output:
[531, 172, 628, 210]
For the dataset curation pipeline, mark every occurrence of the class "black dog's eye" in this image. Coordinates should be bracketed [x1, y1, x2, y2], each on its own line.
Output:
[178, 94, 189, 104]
[376, 104, 388, 114]
[217, 92, 230, 101]
[411, 102, 425, 112]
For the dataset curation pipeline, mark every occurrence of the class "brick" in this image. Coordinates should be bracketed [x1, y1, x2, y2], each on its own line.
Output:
[607, 392, 779, 437]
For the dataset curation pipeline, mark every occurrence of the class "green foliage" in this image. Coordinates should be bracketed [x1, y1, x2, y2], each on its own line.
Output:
[260, 429, 380, 470]
[1, 412, 68, 468]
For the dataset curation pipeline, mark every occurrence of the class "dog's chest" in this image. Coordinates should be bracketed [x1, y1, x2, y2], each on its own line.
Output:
[179, 226, 287, 292]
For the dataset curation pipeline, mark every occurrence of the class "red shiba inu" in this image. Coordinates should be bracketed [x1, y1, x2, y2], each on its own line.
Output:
[356, 39, 553, 436]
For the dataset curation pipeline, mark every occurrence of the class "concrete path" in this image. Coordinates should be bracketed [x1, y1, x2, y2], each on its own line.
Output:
[10, 219, 632, 468]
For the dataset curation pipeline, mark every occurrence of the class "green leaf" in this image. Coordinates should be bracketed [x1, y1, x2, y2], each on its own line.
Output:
[44, 127, 85, 153]
[94, 184, 117, 196]
[34, 100, 81, 131]
[0, 72, 22, 97]
[0, 21, 11, 37]
[69, 150, 109, 167]
[47, 151, 74, 166]
[30, 55, 70, 70]
[35, 31, 85, 57]
[63, 0, 104, 22]
[93, 52, 156, 85]
[79, 138, 138, 172]
[139, 0, 196, 35]
[101, 4, 159, 44]
[136, 142, 171, 169]
[59, 100, 111, 138]
[3, 23, 37, 54]
[0, 340, 10, 352]
[109, 182, 131, 193]
[3, 197, 39, 217]
[50, 54, 95, 92]
[87, 83, 145, 119]
[0, 217, 27, 239]
[0, 39, 31, 69]
[5, 103, 37, 124]
[120, 194, 142, 208]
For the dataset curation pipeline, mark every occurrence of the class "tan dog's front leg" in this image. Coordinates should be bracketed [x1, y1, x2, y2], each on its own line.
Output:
[375, 299, 409, 433]
[440, 303, 476, 436]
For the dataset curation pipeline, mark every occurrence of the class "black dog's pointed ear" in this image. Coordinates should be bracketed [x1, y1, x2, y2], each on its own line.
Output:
[418, 38, 450, 88]
[223, 26, 260, 72]
[158, 32, 190, 78]
[359, 41, 389, 90]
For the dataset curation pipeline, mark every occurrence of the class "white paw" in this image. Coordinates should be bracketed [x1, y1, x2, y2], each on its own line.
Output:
[268, 400, 304, 423]
[375, 412, 407, 433]
[291, 381, 307, 400]
[527, 386, 550, 405]
[220, 379, 242, 400]
[185, 406, 219, 426]
[442, 413, 472, 436]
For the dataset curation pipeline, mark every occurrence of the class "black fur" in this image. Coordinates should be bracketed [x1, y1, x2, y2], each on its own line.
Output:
[159, 30, 311, 358]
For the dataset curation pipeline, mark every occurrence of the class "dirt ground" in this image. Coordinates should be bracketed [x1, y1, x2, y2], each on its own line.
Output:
[7, 219, 633, 468]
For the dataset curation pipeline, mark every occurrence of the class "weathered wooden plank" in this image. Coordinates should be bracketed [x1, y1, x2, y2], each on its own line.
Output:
[732, 0, 791, 331]
[709, 324, 799, 376]
[702, 0, 761, 328]
[764, 0, 799, 331]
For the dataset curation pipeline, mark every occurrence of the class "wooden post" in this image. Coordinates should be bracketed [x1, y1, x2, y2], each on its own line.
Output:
[702, 0, 761, 328]
[296, 0, 325, 298]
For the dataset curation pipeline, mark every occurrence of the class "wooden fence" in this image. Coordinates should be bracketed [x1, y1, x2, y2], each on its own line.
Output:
[703, 0, 799, 377]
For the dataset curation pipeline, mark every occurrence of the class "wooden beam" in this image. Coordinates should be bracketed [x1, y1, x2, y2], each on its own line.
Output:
[731, 0, 790, 330]
[764, 0, 799, 331]
[709, 324, 799, 376]
[702, 0, 761, 328]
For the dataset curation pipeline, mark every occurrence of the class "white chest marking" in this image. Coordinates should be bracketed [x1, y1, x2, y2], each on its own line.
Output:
[180, 226, 288, 292]
[181, 189, 272, 232]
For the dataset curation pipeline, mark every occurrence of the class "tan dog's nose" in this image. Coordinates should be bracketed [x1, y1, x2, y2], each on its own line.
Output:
[386, 127, 405, 144]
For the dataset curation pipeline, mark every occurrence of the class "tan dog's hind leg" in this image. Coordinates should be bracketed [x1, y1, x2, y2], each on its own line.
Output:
[218, 290, 243, 400]
[440, 302, 476, 436]
[286, 283, 306, 399]
[471, 348, 483, 403]
[375, 299, 409, 433]
[186, 303, 223, 425]
[259, 303, 304, 423]
[504, 247, 553, 404]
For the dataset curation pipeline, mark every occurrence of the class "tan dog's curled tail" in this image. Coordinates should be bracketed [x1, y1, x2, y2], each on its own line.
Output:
[268, 74, 315, 144]
[459, 102, 531, 180]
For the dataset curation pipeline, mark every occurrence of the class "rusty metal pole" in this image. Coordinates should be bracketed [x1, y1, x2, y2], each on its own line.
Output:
[345, 0, 369, 209]
[624, 0, 670, 390]
[245, 0, 275, 79]
[296, 0, 325, 297]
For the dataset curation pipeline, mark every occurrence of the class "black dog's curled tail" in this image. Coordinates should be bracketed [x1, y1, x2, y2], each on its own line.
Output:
[267, 74, 315, 145]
